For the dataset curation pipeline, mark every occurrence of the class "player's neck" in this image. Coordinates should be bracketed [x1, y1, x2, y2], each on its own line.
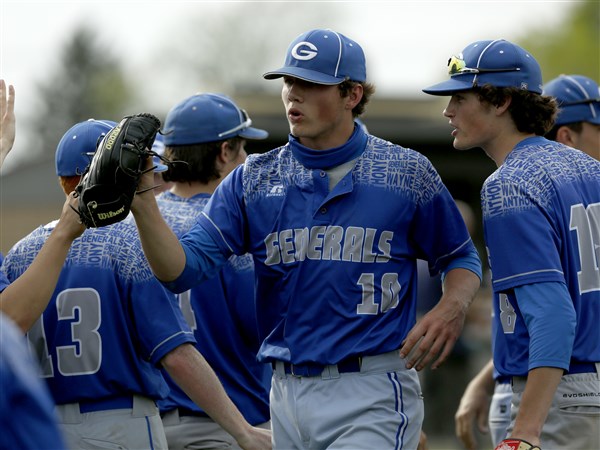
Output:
[171, 180, 215, 198]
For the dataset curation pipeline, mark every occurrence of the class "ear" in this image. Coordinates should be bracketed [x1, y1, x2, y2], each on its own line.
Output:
[345, 84, 364, 110]
[217, 141, 230, 164]
[555, 126, 575, 146]
[494, 95, 512, 116]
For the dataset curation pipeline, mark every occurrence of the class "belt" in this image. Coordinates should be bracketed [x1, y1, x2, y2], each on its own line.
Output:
[496, 375, 512, 385]
[272, 356, 362, 377]
[568, 361, 597, 374]
[78, 396, 133, 413]
[161, 408, 209, 418]
[177, 408, 208, 418]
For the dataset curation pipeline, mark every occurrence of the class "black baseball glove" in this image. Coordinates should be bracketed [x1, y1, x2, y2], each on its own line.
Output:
[73, 113, 162, 228]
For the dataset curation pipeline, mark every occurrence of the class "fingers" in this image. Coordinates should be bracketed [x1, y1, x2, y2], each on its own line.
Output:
[0, 79, 5, 117]
[476, 410, 489, 434]
[455, 415, 476, 450]
[0, 80, 15, 119]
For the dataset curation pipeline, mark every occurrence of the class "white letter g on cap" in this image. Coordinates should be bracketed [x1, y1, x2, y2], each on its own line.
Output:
[291, 42, 318, 61]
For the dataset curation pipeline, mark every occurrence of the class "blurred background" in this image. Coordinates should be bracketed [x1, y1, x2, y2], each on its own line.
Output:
[1, 1, 598, 448]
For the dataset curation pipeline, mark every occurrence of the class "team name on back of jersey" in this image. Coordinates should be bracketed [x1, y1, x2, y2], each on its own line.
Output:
[264, 225, 393, 266]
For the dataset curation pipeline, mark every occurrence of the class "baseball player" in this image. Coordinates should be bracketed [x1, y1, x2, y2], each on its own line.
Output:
[454, 74, 600, 450]
[128, 28, 482, 449]
[0, 80, 86, 332]
[0, 311, 68, 449]
[142, 93, 272, 449]
[544, 74, 600, 160]
[423, 39, 600, 450]
[1, 119, 271, 450]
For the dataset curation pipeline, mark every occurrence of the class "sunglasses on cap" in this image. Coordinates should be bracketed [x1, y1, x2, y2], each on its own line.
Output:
[218, 109, 252, 138]
[447, 55, 521, 76]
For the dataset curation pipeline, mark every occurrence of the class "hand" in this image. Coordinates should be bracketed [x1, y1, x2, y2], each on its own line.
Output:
[455, 379, 491, 450]
[131, 154, 158, 213]
[0, 80, 16, 169]
[235, 426, 272, 450]
[400, 296, 467, 370]
[418, 430, 428, 450]
[54, 192, 86, 240]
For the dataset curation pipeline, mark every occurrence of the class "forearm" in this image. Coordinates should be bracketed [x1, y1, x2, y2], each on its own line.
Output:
[1, 224, 75, 331]
[510, 367, 562, 445]
[162, 344, 254, 443]
[441, 267, 481, 312]
[0, 194, 85, 331]
[131, 191, 186, 282]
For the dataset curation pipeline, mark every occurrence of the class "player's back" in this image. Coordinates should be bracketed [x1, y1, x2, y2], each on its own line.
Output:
[154, 191, 271, 425]
[1, 219, 195, 405]
[483, 137, 600, 364]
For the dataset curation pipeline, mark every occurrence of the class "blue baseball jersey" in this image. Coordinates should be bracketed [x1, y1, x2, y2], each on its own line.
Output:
[483, 137, 600, 376]
[1, 220, 196, 405]
[0, 271, 8, 292]
[150, 192, 270, 425]
[0, 312, 67, 449]
[172, 129, 480, 365]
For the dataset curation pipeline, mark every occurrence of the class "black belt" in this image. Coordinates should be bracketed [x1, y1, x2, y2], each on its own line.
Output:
[568, 361, 597, 374]
[273, 356, 362, 377]
[161, 408, 208, 418]
[78, 396, 134, 413]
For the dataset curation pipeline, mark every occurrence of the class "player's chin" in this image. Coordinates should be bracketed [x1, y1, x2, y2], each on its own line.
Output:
[452, 138, 471, 152]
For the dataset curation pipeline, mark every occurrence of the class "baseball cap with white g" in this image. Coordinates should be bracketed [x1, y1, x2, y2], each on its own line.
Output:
[423, 39, 543, 95]
[263, 28, 366, 85]
[543, 75, 600, 126]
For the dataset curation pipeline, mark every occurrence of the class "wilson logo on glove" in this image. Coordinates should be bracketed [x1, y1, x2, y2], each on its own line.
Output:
[73, 113, 162, 228]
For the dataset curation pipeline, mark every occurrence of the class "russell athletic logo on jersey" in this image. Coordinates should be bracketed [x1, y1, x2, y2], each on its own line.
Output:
[264, 226, 393, 265]
[291, 42, 318, 61]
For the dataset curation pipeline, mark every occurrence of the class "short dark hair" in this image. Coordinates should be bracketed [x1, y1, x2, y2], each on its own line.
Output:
[474, 85, 558, 136]
[162, 137, 244, 184]
[545, 121, 583, 142]
[338, 80, 376, 117]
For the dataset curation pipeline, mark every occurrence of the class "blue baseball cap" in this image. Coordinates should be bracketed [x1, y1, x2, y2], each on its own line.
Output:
[162, 93, 269, 146]
[423, 39, 543, 95]
[543, 75, 600, 126]
[263, 28, 366, 85]
[151, 133, 169, 172]
[55, 119, 117, 176]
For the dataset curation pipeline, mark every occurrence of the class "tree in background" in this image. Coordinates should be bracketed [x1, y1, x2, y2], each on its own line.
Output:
[519, 0, 599, 81]
[27, 26, 135, 165]
[156, 2, 341, 98]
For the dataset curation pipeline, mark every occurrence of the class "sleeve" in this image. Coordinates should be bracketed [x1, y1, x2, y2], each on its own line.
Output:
[162, 229, 228, 294]
[130, 274, 197, 365]
[440, 248, 483, 281]
[483, 178, 564, 291]
[411, 158, 481, 277]
[0, 271, 9, 292]
[514, 281, 576, 371]
[196, 165, 249, 256]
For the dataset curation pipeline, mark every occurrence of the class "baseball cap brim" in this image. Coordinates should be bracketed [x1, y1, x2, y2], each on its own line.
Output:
[238, 126, 269, 140]
[556, 102, 600, 126]
[263, 67, 345, 85]
[422, 77, 476, 96]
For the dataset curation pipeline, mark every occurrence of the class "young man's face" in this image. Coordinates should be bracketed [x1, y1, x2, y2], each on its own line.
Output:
[280, 76, 353, 150]
[443, 91, 498, 151]
[569, 122, 600, 161]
